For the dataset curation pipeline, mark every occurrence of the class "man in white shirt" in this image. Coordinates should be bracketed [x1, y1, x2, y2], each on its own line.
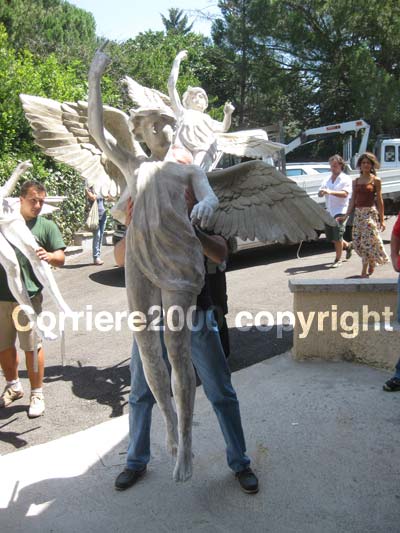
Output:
[318, 154, 353, 267]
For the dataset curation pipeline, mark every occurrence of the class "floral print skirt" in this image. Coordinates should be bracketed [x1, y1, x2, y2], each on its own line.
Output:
[352, 207, 389, 266]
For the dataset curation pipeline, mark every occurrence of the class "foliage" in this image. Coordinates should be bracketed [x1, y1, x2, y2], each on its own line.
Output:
[210, 0, 306, 130]
[0, 24, 90, 242]
[0, 24, 89, 154]
[0, 0, 97, 66]
[251, 0, 400, 137]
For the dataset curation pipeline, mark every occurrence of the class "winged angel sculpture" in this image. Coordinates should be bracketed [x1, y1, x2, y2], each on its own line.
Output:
[20, 48, 334, 482]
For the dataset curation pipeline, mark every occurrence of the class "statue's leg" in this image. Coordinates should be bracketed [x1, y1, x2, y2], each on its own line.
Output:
[162, 289, 196, 482]
[125, 256, 178, 457]
[2, 218, 72, 316]
[0, 231, 55, 340]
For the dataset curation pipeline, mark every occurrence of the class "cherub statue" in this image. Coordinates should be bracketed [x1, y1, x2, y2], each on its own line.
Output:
[123, 51, 286, 170]
[0, 161, 72, 342]
[167, 50, 235, 170]
[88, 47, 219, 482]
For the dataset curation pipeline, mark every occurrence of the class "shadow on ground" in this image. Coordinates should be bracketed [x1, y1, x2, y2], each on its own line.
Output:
[43, 358, 131, 417]
[0, 325, 291, 451]
[89, 267, 125, 287]
[228, 238, 332, 272]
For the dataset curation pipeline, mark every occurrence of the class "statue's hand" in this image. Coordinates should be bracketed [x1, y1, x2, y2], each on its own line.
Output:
[190, 199, 214, 229]
[17, 160, 32, 172]
[224, 101, 235, 115]
[89, 44, 111, 77]
[175, 50, 188, 64]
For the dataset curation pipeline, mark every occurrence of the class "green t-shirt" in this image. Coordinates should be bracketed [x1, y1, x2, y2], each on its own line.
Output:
[0, 216, 66, 301]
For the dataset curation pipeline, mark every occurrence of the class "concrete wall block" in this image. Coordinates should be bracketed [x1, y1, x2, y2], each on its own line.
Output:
[289, 278, 399, 371]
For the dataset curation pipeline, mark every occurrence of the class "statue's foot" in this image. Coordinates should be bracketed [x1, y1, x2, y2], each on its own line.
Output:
[166, 422, 178, 457]
[173, 445, 193, 482]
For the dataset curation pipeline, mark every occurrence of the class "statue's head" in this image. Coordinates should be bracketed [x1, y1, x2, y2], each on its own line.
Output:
[182, 87, 208, 112]
[129, 108, 176, 160]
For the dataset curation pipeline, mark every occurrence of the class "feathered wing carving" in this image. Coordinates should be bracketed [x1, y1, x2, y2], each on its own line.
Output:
[19, 94, 141, 197]
[207, 160, 335, 244]
[122, 76, 172, 112]
[216, 129, 285, 160]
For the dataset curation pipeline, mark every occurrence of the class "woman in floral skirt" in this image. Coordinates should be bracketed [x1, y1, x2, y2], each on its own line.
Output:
[338, 152, 389, 277]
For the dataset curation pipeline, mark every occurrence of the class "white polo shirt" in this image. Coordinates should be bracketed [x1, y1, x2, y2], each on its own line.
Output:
[319, 172, 352, 217]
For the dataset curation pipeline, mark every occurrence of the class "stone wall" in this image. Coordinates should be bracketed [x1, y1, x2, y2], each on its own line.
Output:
[289, 278, 398, 370]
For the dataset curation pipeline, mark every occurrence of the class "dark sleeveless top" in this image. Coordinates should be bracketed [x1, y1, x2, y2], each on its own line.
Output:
[354, 178, 376, 208]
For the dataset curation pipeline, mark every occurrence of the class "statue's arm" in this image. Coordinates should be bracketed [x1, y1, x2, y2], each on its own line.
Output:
[88, 49, 133, 177]
[209, 101, 235, 133]
[168, 50, 187, 117]
[189, 167, 219, 228]
[221, 101, 235, 131]
[0, 161, 32, 197]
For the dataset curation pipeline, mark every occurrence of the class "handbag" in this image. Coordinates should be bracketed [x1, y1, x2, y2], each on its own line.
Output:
[85, 200, 99, 230]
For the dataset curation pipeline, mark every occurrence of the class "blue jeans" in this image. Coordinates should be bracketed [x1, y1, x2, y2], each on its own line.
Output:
[127, 309, 251, 473]
[92, 211, 107, 260]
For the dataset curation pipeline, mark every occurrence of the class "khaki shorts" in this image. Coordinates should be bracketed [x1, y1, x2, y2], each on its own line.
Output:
[0, 293, 43, 352]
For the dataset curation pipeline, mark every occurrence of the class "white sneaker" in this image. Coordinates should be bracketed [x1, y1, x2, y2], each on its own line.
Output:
[331, 260, 342, 268]
[28, 392, 45, 418]
[0, 386, 24, 408]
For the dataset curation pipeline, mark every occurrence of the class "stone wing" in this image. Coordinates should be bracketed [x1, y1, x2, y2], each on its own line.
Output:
[207, 160, 335, 244]
[122, 76, 172, 114]
[216, 129, 285, 160]
[19, 94, 139, 196]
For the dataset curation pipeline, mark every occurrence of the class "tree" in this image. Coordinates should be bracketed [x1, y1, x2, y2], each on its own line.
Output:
[0, 24, 91, 242]
[251, 0, 400, 136]
[0, 0, 97, 66]
[161, 8, 194, 35]
[211, 0, 305, 130]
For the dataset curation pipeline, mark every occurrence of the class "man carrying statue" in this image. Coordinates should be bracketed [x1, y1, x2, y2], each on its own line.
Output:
[113, 191, 259, 494]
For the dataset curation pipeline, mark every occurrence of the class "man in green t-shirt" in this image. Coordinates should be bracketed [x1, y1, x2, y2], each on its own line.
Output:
[0, 180, 66, 418]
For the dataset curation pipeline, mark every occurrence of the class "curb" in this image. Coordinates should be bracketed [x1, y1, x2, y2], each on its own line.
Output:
[65, 245, 83, 256]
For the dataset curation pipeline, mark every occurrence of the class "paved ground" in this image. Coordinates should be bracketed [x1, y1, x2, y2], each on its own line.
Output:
[1, 353, 399, 533]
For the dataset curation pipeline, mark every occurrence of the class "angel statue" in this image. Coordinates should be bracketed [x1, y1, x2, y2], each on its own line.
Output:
[0, 161, 72, 343]
[19, 47, 335, 482]
[89, 47, 219, 482]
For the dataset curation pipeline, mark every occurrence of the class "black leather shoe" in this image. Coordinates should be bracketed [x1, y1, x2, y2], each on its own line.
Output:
[236, 467, 259, 494]
[115, 466, 147, 491]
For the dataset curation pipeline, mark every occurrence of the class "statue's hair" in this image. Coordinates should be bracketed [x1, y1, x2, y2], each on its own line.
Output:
[182, 86, 208, 110]
[20, 180, 46, 197]
[129, 108, 175, 141]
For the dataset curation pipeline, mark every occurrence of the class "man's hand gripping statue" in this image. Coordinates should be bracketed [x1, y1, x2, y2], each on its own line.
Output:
[88, 46, 218, 481]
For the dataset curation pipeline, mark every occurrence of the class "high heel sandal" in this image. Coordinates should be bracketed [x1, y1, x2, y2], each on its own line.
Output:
[368, 264, 375, 276]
